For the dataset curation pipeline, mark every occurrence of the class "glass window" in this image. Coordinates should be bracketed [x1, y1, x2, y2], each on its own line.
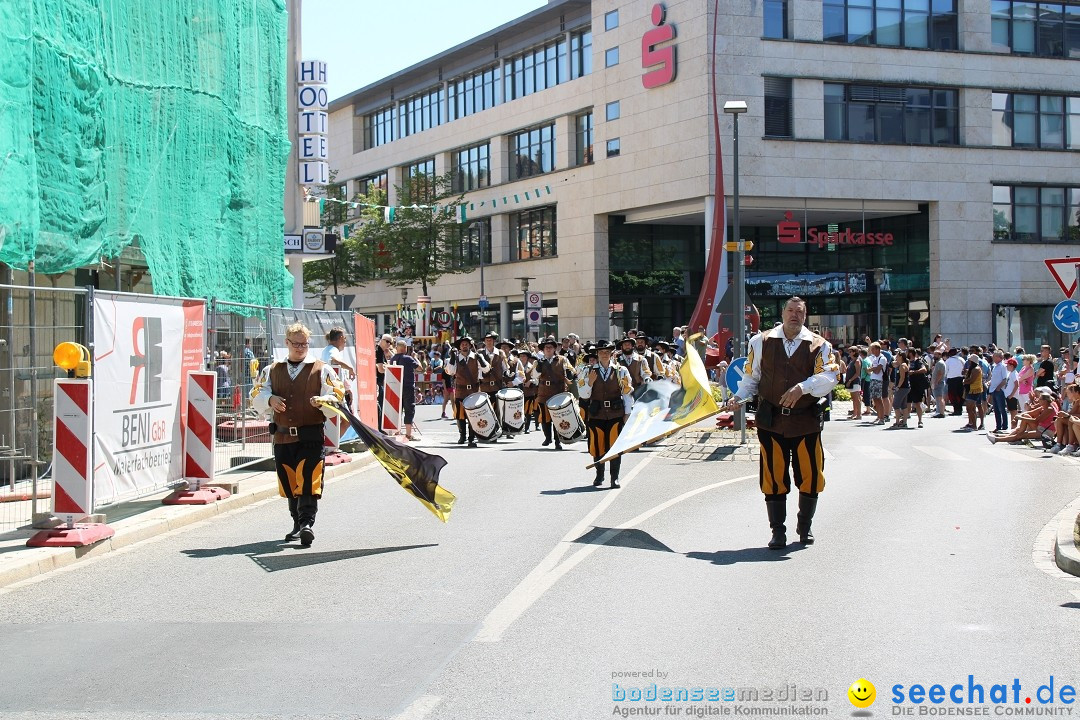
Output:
[606, 100, 620, 121]
[993, 186, 1014, 240]
[1069, 97, 1080, 149]
[1042, 187, 1067, 240]
[992, 92, 1011, 146]
[510, 206, 557, 260]
[605, 47, 620, 67]
[575, 112, 594, 166]
[764, 0, 788, 38]
[1038, 3, 1065, 56]
[822, 0, 957, 48]
[990, 0, 1079, 55]
[605, 10, 619, 30]
[571, 29, 593, 79]
[448, 66, 500, 121]
[505, 38, 569, 100]
[363, 105, 394, 149]
[992, 185, 1080, 243]
[451, 218, 492, 268]
[992, 0, 1013, 50]
[993, 91, 1079, 148]
[357, 171, 388, 198]
[1040, 95, 1066, 148]
[511, 123, 557, 180]
[399, 87, 443, 138]
[607, 138, 621, 157]
[825, 83, 958, 145]
[764, 77, 793, 138]
[1068, 4, 1080, 57]
[451, 142, 490, 193]
[1070, 188, 1080, 239]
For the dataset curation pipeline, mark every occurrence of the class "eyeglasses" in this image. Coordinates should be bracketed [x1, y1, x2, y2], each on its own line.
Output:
[287, 340, 309, 348]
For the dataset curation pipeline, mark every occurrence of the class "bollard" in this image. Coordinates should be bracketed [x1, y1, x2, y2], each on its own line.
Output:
[163, 372, 230, 505]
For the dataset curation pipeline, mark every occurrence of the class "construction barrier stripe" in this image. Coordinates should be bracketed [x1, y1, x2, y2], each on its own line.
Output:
[382, 365, 404, 433]
[184, 372, 216, 482]
[53, 379, 92, 517]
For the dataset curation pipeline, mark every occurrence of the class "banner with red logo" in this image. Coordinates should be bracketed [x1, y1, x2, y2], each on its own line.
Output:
[92, 292, 206, 505]
[354, 314, 377, 427]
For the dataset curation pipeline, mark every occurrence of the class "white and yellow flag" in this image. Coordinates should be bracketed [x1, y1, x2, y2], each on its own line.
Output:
[590, 335, 720, 467]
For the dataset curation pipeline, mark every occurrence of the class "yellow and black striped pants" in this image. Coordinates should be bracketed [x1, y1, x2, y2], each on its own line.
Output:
[757, 429, 825, 495]
[587, 416, 625, 460]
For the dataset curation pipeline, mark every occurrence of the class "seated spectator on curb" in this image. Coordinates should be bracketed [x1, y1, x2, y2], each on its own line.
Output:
[989, 388, 1058, 445]
[1049, 384, 1080, 455]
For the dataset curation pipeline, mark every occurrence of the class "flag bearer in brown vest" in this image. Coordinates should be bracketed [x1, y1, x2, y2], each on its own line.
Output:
[445, 336, 489, 447]
[530, 336, 572, 449]
[252, 323, 345, 547]
[578, 341, 634, 488]
[725, 297, 838, 549]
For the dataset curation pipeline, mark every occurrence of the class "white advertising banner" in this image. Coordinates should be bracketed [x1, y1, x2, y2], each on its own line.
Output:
[93, 292, 206, 505]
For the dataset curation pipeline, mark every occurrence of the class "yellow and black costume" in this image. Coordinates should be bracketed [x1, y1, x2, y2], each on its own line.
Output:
[732, 325, 837, 549]
[252, 357, 343, 545]
[529, 337, 572, 449]
[577, 342, 634, 488]
[445, 336, 489, 447]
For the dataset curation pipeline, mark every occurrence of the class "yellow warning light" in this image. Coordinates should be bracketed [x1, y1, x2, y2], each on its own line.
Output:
[53, 342, 92, 378]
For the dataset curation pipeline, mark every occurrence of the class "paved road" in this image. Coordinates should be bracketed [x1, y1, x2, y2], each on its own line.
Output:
[1, 405, 1079, 720]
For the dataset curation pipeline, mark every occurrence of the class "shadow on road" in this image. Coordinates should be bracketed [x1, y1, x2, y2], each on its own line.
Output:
[182, 541, 438, 572]
[685, 545, 806, 565]
[540, 485, 607, 495]
[1060, 602, 1080, 609]
[572, 527, 674, 553]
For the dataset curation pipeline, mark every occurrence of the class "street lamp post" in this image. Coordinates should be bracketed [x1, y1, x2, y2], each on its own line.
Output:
[516, 276, 535, 341]
[472, 221, 486, 338]
[872, 268, 890, 340]
[724, 99, 748, 445]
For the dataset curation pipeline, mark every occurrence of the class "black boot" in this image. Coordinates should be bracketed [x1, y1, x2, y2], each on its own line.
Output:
[299, 525, 314, 547]
[457, 420, 467, 445]
[765, 496, 787, 549]
[285, 498, 301, 540]
[593, 463, 605, 487]
[285, 518, 302, 541]
[796, 492, 818, 545]
[541, 422, 552, 446]
[609, 456, 622, 489]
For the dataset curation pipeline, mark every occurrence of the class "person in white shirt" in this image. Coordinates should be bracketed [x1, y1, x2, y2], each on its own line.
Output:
[944, 348, 966, 416]
[1003, 357, 1020, 429]
[986, 350, 1009, 433]
[867, 342, 889, 425]
[723, 297, 838, 550]
[578, 340, 634, 489]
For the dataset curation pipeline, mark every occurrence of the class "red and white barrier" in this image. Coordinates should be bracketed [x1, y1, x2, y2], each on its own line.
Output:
[27, 379, 114, 547]
[164, 372, 230, 505]
[381, 365, 404, 434]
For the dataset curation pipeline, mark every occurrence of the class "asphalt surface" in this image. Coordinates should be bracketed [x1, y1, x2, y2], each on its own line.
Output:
[1, 404, 1079, 720]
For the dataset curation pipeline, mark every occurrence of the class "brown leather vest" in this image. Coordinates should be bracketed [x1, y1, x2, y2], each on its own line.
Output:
[536, 356, 567, 402]
[522, 361, 538, 398]
[620, 355, 646, 389]
[759, 334, 825, 438]
[269, 360, 327, 444]
[481, 350, 506, 394]
[588, 367, 625, 421]
[454, 355, 481, 395]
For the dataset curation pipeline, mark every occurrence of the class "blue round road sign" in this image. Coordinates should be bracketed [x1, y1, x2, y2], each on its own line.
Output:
[726, 356, 748, 395]
[1053, 299, 1080, 334]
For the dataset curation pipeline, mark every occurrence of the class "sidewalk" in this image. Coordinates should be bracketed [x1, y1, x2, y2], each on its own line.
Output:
[0, 453, 376, 590]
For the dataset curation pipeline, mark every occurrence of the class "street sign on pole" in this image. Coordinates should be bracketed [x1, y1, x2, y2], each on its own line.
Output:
[478, 295, 489, 310]
[1043, 257, 1080, 297]
[726, 357, 748, 395]
[525, 291, 542, 309]
[1052, 299, 1080, 334]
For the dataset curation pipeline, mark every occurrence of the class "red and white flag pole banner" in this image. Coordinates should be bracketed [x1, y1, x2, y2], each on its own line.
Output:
[163, 372, 230, 505]
[322, 366, 352, 466]
[381, 365, 404, 435]
[27, 380, 115, 547]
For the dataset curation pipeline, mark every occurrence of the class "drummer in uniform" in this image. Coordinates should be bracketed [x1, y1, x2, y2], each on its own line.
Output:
[616, 336, 652, 392]
[579, 340, 634, 488]
[445, 336, 490, 447]
[520, 349, 539, 434]
[497, 339, 525, 437]
[577, 343, 599, 425]
[531, 336, 573, 449]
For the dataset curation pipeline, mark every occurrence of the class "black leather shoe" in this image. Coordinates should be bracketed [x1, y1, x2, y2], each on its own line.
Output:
[610, 478, 620, 489]
[593, 477, 604, 487]
[541, 439, 551, 446]
[299, 525, 314, 547]
[285, 520, 302, 541]
[554, 442, 563, 450]
[766, 498, 787, 550]
[796, 493, 818, 545]
[468, 440, 477, 448]
[768, 528, 787, 549]
[457, 436, 466, 445]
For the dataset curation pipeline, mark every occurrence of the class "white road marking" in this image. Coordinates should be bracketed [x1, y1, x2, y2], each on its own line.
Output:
[822, 448, 835, 461]
[393, 694, 442, 720]
[853, 446, 902, 460]
[980, 447, 1040, 463]
[474, 457, 755, 643]
[912, 446, 966, 461]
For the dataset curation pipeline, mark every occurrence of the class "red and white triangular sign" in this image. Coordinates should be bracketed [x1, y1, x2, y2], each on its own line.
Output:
[1044, 257, 1080, 297]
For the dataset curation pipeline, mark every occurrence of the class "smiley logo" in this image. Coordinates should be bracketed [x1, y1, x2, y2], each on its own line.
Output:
[848, 678, 876, 709]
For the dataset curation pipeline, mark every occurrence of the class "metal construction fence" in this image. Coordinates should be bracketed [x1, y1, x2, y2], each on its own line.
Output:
[0, 285, 360, 534]
[0, 283, 90, 534]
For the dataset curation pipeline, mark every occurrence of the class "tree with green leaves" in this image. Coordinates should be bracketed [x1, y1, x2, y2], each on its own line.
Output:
[360, 170, 471, 296]
[303, 184, 381, 299]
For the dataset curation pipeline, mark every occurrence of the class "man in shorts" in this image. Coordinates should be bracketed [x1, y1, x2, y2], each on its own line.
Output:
[867, 342, 888, 424]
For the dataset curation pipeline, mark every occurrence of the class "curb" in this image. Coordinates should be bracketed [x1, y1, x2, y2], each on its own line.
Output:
[0, 455, 376, 591]
[1054, 510, 1080, 577]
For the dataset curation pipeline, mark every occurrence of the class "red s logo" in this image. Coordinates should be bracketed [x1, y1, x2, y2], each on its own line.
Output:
[777, 211, 802, 244]
[642, 4, 677, 89]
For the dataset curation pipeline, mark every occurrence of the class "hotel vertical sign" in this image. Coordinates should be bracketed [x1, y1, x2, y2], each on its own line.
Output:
[642, 3, 677, 89]
[298, 60, 329, 186]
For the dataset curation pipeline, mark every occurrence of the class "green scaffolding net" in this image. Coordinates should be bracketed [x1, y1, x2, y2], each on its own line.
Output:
[0, 0, 292, 304]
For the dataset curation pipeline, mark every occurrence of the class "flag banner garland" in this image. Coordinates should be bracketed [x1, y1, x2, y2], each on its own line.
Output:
[319, 401, 456, 522]
[589, 334, 721, 468]
[307, 186, 553, 223]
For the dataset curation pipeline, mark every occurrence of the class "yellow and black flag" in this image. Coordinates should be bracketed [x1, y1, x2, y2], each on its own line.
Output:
[322, 402, 456, 522]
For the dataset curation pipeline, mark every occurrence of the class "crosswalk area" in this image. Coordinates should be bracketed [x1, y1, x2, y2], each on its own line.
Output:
[820, 434, 1077, 465]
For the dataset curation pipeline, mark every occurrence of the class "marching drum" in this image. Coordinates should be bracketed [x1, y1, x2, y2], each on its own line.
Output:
[546, 392, 586, 443]
[463, 392, 502, 442]
[496, 387, 525, 431]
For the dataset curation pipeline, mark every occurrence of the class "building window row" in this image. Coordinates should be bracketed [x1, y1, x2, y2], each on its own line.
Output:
[993, 92, 1080, 149]
[448, 65, 500, 122]
[512, 123, 556, 180]
[403, 157, 436, 202]
[570, 29, 593, 79]
[823, 0, 958, 49]
[575, 111, 594, 166]
[824, 83, 959, 145]
[991, 1, 1080, 57]
[363, 105, 394, 149]
[504, 38, 568, 101]
[399, 86, 443, 138]
[357, 171, 388, 198]
[993, 185, 1080, 242]
[511, 206, 558, 260]
[450, 218, 492, 268]
[451, 142, 491, 193]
